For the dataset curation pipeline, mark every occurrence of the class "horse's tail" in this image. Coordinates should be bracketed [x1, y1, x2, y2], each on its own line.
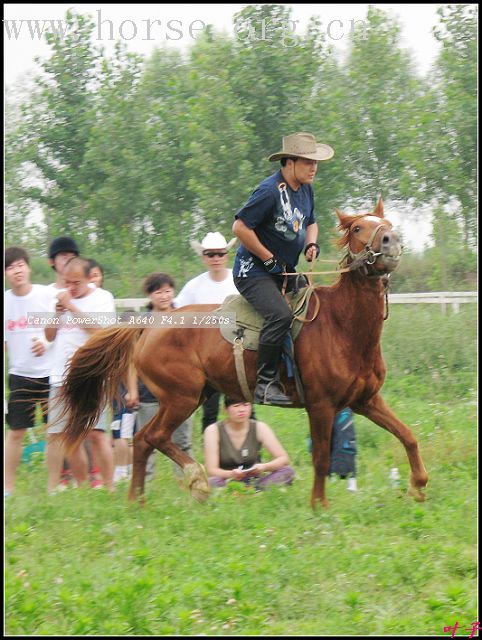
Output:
[58, 327, 144, 453]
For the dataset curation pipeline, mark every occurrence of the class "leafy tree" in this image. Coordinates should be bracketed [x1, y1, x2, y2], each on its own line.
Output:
[5, 88, 46, 252]
[341, 6, 427, 204]
[184, 31, 254, 239]
[20, 11, 101, 240]
[230, 5, 331, 168]
[4, 5, 477, 292]
[80, 42, 147, 252]
[429, 4, 477, 248]
[134, 46, 197, 257]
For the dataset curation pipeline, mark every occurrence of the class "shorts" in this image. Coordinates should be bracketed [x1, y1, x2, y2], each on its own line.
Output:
[7, 374, 49, 430]
[47, 386, 110, 435]
[111, 409, 138, 440]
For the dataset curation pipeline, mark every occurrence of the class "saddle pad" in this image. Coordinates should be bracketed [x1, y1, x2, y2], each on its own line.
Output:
[216, 286, 314, 351]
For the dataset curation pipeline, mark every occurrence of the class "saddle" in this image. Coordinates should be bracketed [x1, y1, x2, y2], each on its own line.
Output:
[217, 286, 314, 350]
[213, 284, 315, 403]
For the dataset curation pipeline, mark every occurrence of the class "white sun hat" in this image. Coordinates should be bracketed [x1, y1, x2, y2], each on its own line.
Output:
[190, 232, 237, 256]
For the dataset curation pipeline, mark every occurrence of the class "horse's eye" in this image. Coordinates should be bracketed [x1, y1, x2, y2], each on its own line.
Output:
[354, 226, 361, 233]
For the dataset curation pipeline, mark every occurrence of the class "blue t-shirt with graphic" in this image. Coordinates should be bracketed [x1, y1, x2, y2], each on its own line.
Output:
[233, 170, 315, 278]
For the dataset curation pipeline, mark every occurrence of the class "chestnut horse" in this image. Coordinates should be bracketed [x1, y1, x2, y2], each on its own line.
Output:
[59, 198, 428, 508]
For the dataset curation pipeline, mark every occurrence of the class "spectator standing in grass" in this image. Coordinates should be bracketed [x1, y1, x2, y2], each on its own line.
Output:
[47, 236, 80, 291]
[174, 232, 239, 433]
[45, 257, 116, 494]
[85, 258, 116, 488]
[47, 236, 82, 489]
[329, 408, 358, 491]
[125, 273, 193, 482]
[110, 386, 137, 483]
[4, 247, 53, 497]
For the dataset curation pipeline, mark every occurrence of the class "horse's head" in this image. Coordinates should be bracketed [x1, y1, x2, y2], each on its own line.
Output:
[335, 198, 402, 275]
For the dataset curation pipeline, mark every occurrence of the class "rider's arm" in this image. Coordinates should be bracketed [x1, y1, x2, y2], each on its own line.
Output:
[232, 219, 273, 262]
[305, 222, 319, 246]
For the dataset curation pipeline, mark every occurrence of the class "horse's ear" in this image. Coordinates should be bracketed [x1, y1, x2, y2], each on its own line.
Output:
[335, 208, 353, 229]
[374, 197, 384, 218]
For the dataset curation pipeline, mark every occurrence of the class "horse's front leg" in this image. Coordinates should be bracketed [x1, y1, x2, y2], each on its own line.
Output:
[307, 404, 336, 510]
[354, 393, 428, 501]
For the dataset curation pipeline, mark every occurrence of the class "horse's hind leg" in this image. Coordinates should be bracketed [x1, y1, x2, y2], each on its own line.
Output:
[354, 393, 428, 501]
[128, 432, 154, 503]
[134, 402, 209, 503]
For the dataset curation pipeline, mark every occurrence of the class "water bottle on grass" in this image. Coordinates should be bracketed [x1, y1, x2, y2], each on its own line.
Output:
[389, 467, 401, 487]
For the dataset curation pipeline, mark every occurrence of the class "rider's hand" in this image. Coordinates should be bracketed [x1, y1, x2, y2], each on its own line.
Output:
[263, 257, 284, 274]
[304, 243, 320, 263]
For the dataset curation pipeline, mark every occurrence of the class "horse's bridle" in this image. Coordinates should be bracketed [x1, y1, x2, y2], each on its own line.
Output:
[341, 221, 399, 319]
[285, 221, 400, 321]
[344, 222, 388, 271]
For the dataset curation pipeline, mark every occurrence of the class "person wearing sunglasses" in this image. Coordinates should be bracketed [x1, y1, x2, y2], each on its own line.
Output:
[174, 232, 239, 433]
[174, 232, 238, 307]
[232, 132, 334, 406]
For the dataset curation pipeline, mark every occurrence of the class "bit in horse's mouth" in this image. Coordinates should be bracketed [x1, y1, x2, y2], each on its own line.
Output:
[380, 255, 401, 271]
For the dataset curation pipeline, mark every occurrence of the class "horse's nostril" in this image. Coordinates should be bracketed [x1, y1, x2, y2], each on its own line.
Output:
[382, 234, 390, 244]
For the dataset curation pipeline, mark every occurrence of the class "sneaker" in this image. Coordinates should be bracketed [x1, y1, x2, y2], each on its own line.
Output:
[60, 468, 73, 488]
[90, 478, 104, 489]
[90, 466, 104, 489]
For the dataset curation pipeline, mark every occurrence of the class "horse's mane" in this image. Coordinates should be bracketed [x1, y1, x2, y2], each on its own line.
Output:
[335, 214, 366, 249]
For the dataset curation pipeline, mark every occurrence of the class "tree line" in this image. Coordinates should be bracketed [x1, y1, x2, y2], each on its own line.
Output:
[5, 4, 477, 295]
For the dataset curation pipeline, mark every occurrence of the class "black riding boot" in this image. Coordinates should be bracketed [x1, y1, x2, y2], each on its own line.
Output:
[253, 343, 292, 406]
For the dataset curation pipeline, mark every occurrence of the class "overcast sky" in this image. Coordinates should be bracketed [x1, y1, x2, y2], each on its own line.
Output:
[4, 3, 442, 250]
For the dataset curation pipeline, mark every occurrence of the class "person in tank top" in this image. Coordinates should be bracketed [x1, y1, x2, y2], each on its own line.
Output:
[203, 397, 295, 489]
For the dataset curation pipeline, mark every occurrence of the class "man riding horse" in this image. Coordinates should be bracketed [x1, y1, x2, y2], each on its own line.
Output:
[232, 132, 334, 406]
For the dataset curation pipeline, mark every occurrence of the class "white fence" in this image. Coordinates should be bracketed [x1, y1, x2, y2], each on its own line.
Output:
[115, 291, 477, 314]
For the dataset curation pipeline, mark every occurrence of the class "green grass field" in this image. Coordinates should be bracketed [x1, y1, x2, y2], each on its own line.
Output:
[5, 305, 478, 636]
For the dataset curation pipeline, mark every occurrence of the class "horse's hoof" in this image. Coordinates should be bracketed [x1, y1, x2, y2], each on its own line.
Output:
[407, 485, 426, 502]
[184, 463, 210, 503]
[310, 497, 329, 511]
[191, 484, 210, 503]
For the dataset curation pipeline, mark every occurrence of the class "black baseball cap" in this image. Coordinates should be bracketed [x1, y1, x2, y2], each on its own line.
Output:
[48, 236, 79, 259]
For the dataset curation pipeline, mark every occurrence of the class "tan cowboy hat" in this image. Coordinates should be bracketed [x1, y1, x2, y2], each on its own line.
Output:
[268, 132, 334, 162]
[190, 232, 237, 256]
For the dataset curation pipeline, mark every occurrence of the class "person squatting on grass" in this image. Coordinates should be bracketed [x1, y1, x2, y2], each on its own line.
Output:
[45, 256, 116, 494]
[204, 397, 295, 489]
[4, 247, 54, 498]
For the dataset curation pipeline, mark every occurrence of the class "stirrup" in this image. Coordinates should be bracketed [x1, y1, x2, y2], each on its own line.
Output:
[257, 380, 292, 406]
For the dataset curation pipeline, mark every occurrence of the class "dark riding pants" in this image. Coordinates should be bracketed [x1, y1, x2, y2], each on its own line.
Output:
[234, 275, 297, 347]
